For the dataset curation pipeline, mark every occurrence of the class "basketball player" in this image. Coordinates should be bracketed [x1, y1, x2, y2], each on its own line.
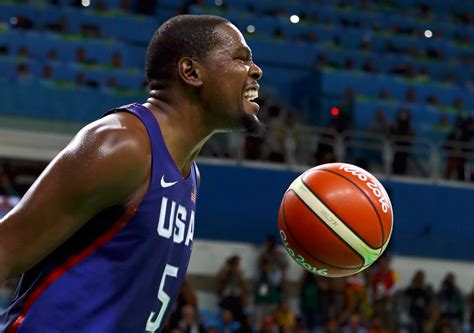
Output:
[0, 15, 263, 332]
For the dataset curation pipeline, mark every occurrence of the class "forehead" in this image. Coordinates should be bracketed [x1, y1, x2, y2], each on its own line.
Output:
[211, 23, 251, 56]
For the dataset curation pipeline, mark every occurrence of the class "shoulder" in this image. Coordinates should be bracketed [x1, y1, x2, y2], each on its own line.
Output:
[63, 112, 152, 200]
[74, 112, 150, 168]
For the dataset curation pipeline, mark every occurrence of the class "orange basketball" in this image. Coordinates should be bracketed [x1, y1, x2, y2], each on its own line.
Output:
[278, 163, 393, 278]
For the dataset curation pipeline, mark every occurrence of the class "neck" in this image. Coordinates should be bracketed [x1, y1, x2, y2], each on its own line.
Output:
[143, 92, 214, 177]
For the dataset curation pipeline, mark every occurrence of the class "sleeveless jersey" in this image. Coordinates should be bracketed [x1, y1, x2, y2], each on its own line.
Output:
[0, 103, 199, 333]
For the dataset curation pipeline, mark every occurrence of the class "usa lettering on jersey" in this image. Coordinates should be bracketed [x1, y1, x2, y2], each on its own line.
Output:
[157, 196, 194, 246]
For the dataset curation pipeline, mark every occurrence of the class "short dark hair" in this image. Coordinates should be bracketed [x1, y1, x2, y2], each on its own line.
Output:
[145, 15, 230, 88]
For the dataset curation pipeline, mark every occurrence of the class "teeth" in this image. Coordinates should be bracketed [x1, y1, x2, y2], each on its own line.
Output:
[243, 89, 258, 101]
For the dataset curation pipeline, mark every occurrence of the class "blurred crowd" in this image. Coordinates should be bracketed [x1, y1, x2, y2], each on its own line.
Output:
[159, 237, 474, 333]
[201, 91, 474, 182]
[5, 235, 466, 333]
[0, 190, 473, 333]
[1, 167, 473, 333]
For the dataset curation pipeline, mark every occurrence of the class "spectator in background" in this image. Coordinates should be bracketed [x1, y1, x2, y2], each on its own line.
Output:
[332, 87, 355, 133]
[344, 272, 368, 317]
[46, 49, 59, 62]
[299, 271, 324, 331]
[41, 65, 54, 81]
[257, 236, 287, 295]
[366, 315, 387, 333]
[325, 318, 340, 333]
[212, 308, 240, 333]
[437, 273, 464, 330]
[16, 46, 28, 60]
[110, 51, 123, 68]
[344, 58, 354, 71]
[264, 105, 286, 163]
[362, 60, 375, 73]
[426, 95, 441, 108]
[169, 278, 198, 328]
[443, 114, 473, 180]
[44, 16, 68, 33]
[328, 278, 346, 323]
[423, 306, 442, 333]
[80, 23, 101, 38]
[76, 47, 88, 64]
[370, 257, 397, 331]
[467, 288, 474, 332]
[341, 313, 366, 333]
[368, 109, 390, 138]
[360, 34, 372, 51]
[253, 257, 282, 329]
[75, 47, 96, 65]
[0, 279, 17, 312]
[259, 315, 278, 333]
[216, 255, 248, 321]
[404, 87, 417, 104]
[452, 97, 464, 113]
[0, 43, 7, 56]
[119, 0, 131, 11]
[431, 115, 453, 139]
[0, 197, 14, 219]
[273, 299, 295, 333]
[272, 28, 286, 40]
[390, 108, 415, 175]
[313, 54, 327, 72]
[416, 67, 430, 82]
[0, 165, 17, 196]
[404, 270, 433, 333]
[378, 89, 391, 101]
[0, 285, 10, 311]
[16, 63, 32, 81]
[236, 314, 253, 333]
[172, 304, 205, 333]
[244, 135, 264, 160]
[313, 126, 336, 166]
[75, 72, 87, 87]
[105, 77, 118, 91]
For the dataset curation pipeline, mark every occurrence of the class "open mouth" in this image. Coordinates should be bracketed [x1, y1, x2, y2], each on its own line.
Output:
[243, 88, 259, 101]
[242, 86, 260, 114]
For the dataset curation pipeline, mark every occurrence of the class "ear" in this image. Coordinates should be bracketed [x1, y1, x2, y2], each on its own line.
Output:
[178, 57, 204, 87]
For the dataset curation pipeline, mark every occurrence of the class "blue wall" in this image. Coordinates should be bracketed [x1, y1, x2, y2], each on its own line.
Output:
[196, 163, 474, 261]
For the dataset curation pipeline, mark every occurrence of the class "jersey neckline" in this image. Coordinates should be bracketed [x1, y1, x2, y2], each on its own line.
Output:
[132, 103, 194, 183]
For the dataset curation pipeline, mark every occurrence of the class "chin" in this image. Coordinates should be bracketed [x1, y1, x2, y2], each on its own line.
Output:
[242, 113, 265, 137]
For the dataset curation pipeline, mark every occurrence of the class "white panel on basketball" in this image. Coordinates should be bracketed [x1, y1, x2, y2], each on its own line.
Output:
[288, 176, 380, 266]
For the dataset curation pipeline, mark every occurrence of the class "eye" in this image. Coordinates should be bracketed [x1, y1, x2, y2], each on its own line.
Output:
[234, 57, 246, 64]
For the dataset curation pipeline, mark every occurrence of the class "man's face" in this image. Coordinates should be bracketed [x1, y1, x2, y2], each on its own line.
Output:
[200, 23, 264, 135]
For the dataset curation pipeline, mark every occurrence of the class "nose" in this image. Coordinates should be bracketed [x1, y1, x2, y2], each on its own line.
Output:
[249, 62, 263, 80]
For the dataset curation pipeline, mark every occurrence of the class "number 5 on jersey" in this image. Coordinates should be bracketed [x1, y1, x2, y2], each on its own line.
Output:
[146, 264, 179, 332]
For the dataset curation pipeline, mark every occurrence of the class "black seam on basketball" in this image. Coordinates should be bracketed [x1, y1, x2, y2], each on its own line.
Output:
[284, 190, 364, 270]
[304, 169, 384, 253]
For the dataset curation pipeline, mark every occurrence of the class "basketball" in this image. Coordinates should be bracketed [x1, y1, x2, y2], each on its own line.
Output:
[278, 163, 393, 278]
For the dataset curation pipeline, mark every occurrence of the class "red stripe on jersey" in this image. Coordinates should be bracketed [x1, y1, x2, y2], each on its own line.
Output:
[7, 205, 138, 333]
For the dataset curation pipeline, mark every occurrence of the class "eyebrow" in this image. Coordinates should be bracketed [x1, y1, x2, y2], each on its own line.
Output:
[234, 46, 252, 59]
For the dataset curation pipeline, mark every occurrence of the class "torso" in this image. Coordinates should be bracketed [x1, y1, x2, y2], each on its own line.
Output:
[1, 103, 199, 333]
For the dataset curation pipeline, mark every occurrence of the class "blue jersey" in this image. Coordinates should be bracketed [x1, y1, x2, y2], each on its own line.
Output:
[0, 103, 199, 333]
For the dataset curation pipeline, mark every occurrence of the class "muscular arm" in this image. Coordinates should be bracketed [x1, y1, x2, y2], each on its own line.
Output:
[0, 113, 150, 283]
